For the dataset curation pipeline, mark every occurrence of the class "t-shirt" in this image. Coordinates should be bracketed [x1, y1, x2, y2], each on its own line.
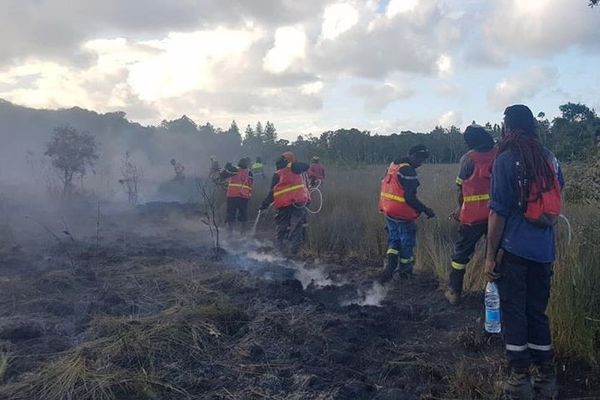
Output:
[489, 148, 564, 263]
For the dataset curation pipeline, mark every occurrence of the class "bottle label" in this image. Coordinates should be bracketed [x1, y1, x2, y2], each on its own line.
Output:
[486, 309, 500, 322]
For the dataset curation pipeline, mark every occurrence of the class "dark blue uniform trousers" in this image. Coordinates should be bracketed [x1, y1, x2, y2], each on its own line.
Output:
[497, 251, 554, 369]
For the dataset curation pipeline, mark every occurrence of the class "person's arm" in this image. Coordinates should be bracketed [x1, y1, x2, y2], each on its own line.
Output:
[485, 154, 514, 280]
[261, 174, 279, 209]
[399, 166, 434, 217]
[485, 211, 506, 280]
[219, 162, 237, 179]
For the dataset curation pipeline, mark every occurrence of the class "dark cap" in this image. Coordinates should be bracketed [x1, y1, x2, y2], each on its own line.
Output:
[504, 104, 536, 136]
[464, 124, 494, 150]
[409, 144, 430, 159]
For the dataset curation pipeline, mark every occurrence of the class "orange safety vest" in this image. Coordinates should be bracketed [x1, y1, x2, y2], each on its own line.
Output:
[227, 168, 253, 199]
[523, 159, 561, 227]
[379, 163, 419, 221]
[273, 164, 311, 209]
[459, 149, 497, 225]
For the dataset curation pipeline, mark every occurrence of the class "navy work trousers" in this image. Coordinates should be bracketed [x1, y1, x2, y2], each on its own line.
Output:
[497, 251, 554, 369]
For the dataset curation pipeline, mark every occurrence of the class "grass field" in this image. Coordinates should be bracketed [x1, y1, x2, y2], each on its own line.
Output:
[250, 163, 600, 366]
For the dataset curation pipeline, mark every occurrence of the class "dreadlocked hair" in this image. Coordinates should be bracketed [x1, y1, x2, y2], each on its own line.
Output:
[498, 130, 556, 203]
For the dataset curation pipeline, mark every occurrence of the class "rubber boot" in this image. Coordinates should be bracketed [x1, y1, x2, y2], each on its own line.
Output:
[446, 269, 465, 305]
[533, 363, 558, 399]
[380, 253, 398, 283]
[496, 368, 533, 400]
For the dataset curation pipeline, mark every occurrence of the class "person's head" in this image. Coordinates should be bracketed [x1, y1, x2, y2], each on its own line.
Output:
[170, 158, 176, 166]
[408, 145, 430, 167]
[256, 157, 262, 163]
[499, 104, 555, 192]
[282, 151, 295, 163]
[311, 156, 320, 164]
[503, 104, 537, 138]
[238, 157, 250, 169]
[464, 124, 494, 151]
[275, 155, 288, 170]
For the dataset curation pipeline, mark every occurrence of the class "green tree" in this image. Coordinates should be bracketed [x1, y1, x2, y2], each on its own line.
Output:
[551, 103, 600, 160]
[264, 121, 277, 144]
[45, 126, 99, 197]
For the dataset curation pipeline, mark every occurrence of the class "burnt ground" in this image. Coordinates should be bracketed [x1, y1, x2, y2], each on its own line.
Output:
[0, 202, 597, 400]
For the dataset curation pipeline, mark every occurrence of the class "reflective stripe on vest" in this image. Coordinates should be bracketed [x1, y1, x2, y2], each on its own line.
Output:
[380, 192, 406, 203]
[228, 183, 253, 191]
[463, 193, 490, 203]
[274, 184, 306, 197]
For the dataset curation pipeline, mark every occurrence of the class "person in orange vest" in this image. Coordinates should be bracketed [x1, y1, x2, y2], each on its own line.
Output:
[307, 156, 325, 187]
[379, 145, 436, 282]
[221, 157, 253, 233]
[260, 151, 310, 256]
[445, 125, 496, 305]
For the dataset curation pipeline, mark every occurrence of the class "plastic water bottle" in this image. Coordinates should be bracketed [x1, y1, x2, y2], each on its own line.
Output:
[485, 282, 501, 333]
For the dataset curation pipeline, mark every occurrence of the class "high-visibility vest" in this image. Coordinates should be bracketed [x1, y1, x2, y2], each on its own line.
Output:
[308, 164, 325, 181]
[273, 164, 310, 209]
[459, 149, 497, 225]
[379, 163, 419, 221]
[227, 168, 253, 199]
[523, 158, 561, 227]
[251, 162, 264, 174]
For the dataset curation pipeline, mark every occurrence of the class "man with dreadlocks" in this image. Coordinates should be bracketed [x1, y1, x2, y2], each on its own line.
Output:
[486, 105, 563, 399]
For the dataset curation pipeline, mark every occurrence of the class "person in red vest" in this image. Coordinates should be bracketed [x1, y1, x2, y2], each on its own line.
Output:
[486, 105, 563, 399]
[221, 157, 253, 233]
[260, 151, 310, 256]
[379, 145, 436, 282]
[307, 156, 325, 187]
[445, 125, 496, 305]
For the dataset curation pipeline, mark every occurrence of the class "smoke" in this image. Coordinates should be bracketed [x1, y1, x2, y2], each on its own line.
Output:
[223, 239, 390, 307]
[342, 282, 389, 307]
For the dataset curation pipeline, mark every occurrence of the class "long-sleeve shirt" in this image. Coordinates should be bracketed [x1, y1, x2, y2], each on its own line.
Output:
[490, 148, 564, 263]
[394, 158, 428, 214]
[262, 162, 309, 207]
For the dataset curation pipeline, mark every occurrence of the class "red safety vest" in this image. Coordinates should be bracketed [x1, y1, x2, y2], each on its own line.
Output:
[273, 165, 311, 209]
[308, 164, 325, 181]
[523, 160, 561, 227]
[459, 149, 497, 225]
[379, 163, 419, 221]
[227, 168, 253, 199]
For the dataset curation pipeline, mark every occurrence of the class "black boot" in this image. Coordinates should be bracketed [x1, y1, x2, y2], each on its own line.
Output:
[446, 269, 465, 305]
[533, 363, 557, 399]
[495, 367, 533, 400]
[380, 253, 398, 283]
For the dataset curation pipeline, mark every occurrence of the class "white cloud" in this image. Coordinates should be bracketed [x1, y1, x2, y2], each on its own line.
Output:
[439, 110, 462, 127]
[386, 0, 421, 18]
[321, 3, 360, 41]
[263, 26, 307, 74]
[487, 66, 558, 110]
[351, 82, 414, 112]
[436, 54, 453, 77]
[483, 0, 600, 57]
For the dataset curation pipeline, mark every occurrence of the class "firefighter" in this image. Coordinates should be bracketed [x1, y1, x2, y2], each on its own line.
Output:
[379, 145, 436, 282]
[221, 157, 253, 233]
[486, 105, 563, 399]
[251, 157, 265, 179]
[445, 125, 496, 305]
[307, 156, 325, 187]
[260, 152, 310, 256]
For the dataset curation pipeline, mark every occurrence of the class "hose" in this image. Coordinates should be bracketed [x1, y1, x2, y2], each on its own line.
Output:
[306, 180, 323, 215]
[558, 214, 572, 244]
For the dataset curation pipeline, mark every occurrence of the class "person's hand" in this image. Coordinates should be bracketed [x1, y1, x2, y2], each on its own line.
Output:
[485, 257, 501, 281]
[424, 208, 436, 219]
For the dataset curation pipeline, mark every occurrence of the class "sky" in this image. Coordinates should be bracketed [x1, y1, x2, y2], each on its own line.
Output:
[0, 0, 599, 139]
